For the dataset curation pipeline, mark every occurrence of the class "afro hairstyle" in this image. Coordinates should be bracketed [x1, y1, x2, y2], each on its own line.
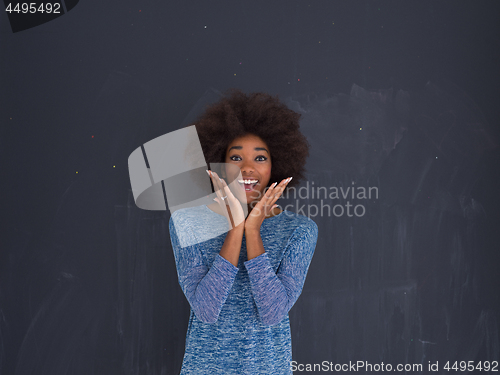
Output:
[192, 88, 310, 191]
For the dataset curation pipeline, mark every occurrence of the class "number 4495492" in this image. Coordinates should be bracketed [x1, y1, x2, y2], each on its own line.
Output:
[444, 361, 498, 372]
[5, 3, 61, 14]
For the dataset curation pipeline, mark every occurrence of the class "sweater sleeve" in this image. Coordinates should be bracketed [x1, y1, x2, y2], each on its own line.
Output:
[243, 220, 318, 326]
[169, 216, 239, 324]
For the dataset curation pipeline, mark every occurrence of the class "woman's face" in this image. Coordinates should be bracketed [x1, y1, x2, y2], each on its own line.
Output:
[224, 134, 272, 207]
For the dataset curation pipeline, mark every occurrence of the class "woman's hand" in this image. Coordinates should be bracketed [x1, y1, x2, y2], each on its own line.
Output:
[244, 177, 292, 232]
[207, 170, 246, 230]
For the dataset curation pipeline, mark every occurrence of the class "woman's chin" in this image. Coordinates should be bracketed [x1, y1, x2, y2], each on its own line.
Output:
[233, 188, 265, 207]
[247, 191, 263, 202]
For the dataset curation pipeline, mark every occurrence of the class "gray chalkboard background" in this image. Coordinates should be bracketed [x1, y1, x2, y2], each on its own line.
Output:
[1, 1, 499, 374]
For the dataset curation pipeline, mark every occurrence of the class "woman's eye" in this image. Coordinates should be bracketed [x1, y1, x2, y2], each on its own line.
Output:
[230, 155, 267, 161]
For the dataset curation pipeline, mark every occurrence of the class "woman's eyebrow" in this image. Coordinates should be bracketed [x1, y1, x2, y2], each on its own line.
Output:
[228, 146, 269, 154]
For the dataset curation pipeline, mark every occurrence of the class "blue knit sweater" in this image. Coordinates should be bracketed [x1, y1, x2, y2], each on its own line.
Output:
[169, 205, 318, 374]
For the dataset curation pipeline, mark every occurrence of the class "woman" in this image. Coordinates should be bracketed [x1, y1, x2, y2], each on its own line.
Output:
[169, 88, 318, 374]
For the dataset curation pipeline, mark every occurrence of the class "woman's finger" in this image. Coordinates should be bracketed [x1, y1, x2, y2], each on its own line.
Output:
[263, 182, 278, 200]
[211, 171, 227, 203]
[269, 177, 291, 204]
[210, 171, 235, 224]
[218, 175, 248, 228]
[219, 177, 236, 200]
[263, 179, 286, 201]
[250, 181, 277, 217]
[207, 170, 219, 191]
[217, 175, 237, 212]
[210, 172, 223, 200]
[208, 171, 230, 218]
[219, 177, 244, 209]
[262, 178, 291, 213]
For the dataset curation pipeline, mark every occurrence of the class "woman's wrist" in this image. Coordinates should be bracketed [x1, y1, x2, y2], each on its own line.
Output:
[244, 224, 261, 233]
[244, 225, 265, 260]
[219, 222, 245, 267]
[230, 222, 246, 233]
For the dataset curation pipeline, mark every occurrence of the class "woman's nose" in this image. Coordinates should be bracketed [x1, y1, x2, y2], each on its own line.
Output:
[240, 161, 255, 174]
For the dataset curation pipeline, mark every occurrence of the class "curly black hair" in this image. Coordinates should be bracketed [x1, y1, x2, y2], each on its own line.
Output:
[191, 88, 310, 191]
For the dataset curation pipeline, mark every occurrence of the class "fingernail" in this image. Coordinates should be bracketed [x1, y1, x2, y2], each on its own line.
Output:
[288, 177, 293, 182]
[272, 182, 277, 187]
[206, 170, 210, 175]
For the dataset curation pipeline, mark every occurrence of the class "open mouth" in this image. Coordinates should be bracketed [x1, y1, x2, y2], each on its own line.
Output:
[238, 179, 259, 192]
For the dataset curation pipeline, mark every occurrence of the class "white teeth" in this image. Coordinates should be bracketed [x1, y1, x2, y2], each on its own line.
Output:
[238, 179, 258, 184]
